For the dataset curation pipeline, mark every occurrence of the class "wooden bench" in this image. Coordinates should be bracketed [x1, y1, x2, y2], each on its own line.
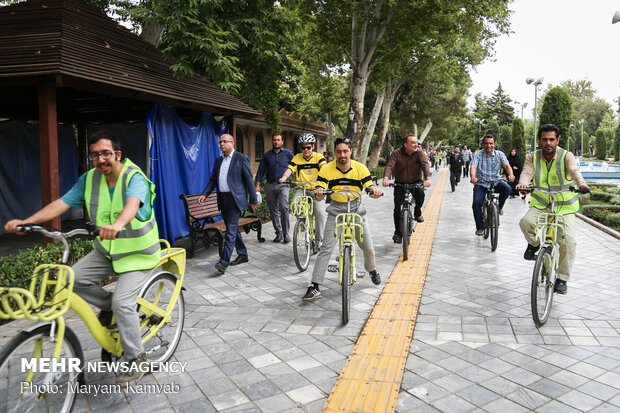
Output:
[179, 193, 265, 259]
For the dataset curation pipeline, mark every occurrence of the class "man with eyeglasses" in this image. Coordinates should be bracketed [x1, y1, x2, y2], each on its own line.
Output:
[302, 137, 383, 301]
[5, 129, 160, 385]
[199, 134, 258, 273]
[255, 133, 294, 243]
[279, 133, 327, 248]
[470, 134, 514, 236]
[382, 134, 431, 244]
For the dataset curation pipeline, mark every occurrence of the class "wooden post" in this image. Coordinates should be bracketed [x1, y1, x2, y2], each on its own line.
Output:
[77, 120, 88, 175]
[231, 114, 237, 140]
[38, 79, 61, 231]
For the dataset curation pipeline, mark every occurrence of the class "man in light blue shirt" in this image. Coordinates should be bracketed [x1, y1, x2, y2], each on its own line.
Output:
[470, 135, 514, 236]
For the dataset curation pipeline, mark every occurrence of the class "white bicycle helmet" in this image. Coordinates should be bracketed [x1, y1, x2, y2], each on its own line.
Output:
[298, 132, 316, 144]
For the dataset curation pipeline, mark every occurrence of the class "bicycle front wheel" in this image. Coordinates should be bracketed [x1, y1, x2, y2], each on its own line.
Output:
[401, 209, 410, 261]
[531, 246, 555, 327]
[293, 219, 311, 271]
[139, 272, 185, 364]
[483, 202, 490, 239]
[341, 246, 352, 325]
[490, 203, 499, 252]
[0, 324, 83, 413]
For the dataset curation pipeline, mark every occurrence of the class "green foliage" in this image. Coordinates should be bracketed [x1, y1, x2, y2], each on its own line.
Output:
[559, 79, 612, 136]
[102, 0, 299, 129]
[579, 185, 620, 231]
[580, 205, 620, 232]
[511, 118, 526, 162]
[539, 87, 572, 141]
[497, 125, 512, 152]
[595, 129, 611, 160]
[615, 124, 620, 161]
[0, 239, 94, 290]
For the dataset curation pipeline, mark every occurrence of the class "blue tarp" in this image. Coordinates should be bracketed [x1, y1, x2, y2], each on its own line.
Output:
[146, 104, 228, 243]
[0, 121, 79, 234]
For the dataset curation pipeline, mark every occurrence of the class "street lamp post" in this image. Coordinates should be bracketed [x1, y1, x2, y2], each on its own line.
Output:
[578, 119, 584, 157]
[526, 77, 544, 151]
[521, 102, 528, 120]
[348, 105, 355, 140]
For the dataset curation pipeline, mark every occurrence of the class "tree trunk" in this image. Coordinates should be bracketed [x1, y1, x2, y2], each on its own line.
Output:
[346, 69, 369, 158]
[358, 87, 386, 165]
[326, 112, 334, 155]
[368, 81, 399, 170]
[418, 120, 433, 144]
[140, 21, 164, 46]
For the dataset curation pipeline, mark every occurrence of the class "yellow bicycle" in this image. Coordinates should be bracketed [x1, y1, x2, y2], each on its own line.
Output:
[523, 186, 589, 326]
[323, 189, 369, 325]
[288, 180, 319, 272]
[0, 224, 186, 413]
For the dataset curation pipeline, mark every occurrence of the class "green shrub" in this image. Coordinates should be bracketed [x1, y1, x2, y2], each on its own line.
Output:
[0, 239, 94, 290]
[580, 205, 620, 232]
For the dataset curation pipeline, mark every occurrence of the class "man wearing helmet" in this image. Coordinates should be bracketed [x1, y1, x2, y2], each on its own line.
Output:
[279, 132, 327, 248]
[255, 133, 294, 242]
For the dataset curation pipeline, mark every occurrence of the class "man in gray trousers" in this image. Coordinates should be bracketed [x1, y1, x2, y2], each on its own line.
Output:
[255, 133, 294, 242]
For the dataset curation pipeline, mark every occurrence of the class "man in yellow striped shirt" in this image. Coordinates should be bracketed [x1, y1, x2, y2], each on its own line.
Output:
[302, 137, 383, 301]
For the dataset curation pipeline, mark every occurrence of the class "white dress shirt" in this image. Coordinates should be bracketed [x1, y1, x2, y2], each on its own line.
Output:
[218, 149, 235, 192]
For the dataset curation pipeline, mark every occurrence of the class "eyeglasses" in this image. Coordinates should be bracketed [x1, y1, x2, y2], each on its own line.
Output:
[88, 151, 117, 161]
[301, 145, 312, 150]
[218, 140, 232, 144]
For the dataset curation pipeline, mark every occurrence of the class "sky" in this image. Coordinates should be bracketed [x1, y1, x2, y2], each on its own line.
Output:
[467, 0, 620, 120]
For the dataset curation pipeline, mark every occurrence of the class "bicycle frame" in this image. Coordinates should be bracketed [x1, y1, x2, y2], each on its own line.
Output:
[289, 180, 317, 239]
[328, 190, 365, 284]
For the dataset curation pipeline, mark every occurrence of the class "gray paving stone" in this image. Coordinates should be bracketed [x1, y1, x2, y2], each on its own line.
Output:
[431, 395, 475, 412]
[255, 393, 297, 413]
[506, 387, 550, 410]
[455, 384, 501, 407]
[558, 389, 604, 411]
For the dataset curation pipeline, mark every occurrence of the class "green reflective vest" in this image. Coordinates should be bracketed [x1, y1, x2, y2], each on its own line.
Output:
[84, 159, 160, 273]
[530, 148, 579, 215]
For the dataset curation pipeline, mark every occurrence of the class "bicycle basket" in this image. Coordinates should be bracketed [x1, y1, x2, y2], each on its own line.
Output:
[0, 264, 75, 322]
[290, 196, 314, 216]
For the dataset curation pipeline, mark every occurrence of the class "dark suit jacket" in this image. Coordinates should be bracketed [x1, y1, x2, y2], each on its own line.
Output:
[202, 150, 257, 211]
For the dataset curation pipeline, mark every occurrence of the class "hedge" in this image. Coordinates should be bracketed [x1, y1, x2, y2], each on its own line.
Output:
[0, 239, 94, 290]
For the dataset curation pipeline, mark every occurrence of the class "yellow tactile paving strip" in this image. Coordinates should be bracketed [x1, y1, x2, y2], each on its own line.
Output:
[324, 168, 448, 413]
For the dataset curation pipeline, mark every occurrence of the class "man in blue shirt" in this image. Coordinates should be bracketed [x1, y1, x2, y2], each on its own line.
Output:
[470, 134, 514, 236]
[255, 133, 294, 242]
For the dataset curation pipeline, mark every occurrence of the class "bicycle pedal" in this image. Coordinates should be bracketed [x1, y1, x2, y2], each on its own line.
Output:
[327, 264, 338, 272]
[356, 272, 365, 278]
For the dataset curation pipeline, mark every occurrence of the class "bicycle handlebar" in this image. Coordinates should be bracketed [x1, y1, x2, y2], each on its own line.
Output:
[16, 222, 99, 238]
[321, 188, 383, 197]
[389, 182, 425, 190]
[282, 179, 318, 187]
[520, 186, 590, 195]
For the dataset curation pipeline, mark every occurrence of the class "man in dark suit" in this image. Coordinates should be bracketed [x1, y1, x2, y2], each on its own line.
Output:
[198, 134, 258, 274]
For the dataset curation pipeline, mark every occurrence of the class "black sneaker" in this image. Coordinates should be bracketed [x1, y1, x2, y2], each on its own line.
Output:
[302, 286, 321, 301]
[392, 235, 402, 244]
[115, 353, 148, 385]
[415, 216, 424, 223]
[369, 270, 381, 285]
[98, 310, 114, 328]
[523, 244, 539, 260]
[554, 279, 567, 295]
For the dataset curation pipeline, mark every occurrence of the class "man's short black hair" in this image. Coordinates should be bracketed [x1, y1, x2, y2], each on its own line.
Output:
[334, 136, 352, 148]
[88, 129, 121, 151]
[538, 124, 560, 139]
[482, 134, 496, 142]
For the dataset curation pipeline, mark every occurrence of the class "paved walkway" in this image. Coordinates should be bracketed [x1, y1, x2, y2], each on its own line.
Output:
[1, 168, 619, 412]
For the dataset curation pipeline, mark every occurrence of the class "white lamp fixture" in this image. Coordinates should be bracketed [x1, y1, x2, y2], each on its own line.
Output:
[213, 115, 225, 122]
[613, 10, 620, 24]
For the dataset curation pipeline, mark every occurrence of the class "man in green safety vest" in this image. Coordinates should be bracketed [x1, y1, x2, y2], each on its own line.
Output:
[516, 124, 589, 295]
[5, 129, 160, 384]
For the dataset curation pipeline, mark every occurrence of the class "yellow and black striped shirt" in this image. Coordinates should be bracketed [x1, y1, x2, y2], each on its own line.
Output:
[317, 160, 373, 202]
[287, 152, 326, 189]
